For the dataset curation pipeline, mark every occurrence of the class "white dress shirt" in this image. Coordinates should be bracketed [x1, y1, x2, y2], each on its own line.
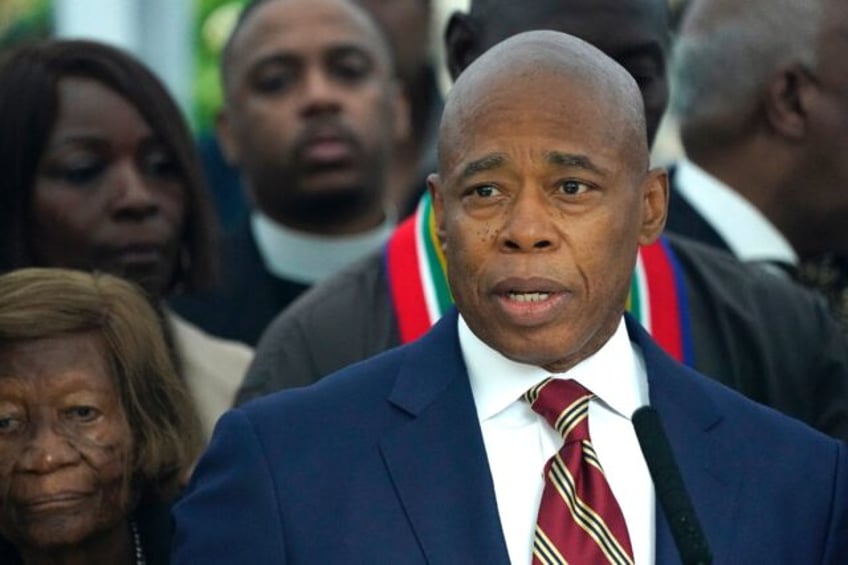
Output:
[460, 315, 655, 565]
[251, 209, 395, 285]
[675, 158, 798, 268]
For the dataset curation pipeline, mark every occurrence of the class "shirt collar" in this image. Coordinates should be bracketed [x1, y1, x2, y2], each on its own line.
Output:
[250, 209, 395, 284]
[461, 315, 648, 423]
[675, 158, 798, 266]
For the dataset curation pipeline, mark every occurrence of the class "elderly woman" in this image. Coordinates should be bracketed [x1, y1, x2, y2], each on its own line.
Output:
[0, 39, 251, 437]
[0, 267, 202, 564]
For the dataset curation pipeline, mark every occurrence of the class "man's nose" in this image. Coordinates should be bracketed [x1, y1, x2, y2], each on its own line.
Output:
[499, 189, 559, 252]
[299, 68, 342, 118]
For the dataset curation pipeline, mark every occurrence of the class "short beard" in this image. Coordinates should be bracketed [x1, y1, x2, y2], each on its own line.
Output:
[262, 186, 383, 235]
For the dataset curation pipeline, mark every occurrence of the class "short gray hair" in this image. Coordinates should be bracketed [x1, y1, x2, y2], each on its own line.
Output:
[670, 0, 824, 143]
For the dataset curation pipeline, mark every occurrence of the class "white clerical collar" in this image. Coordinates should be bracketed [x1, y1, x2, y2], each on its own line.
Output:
[250, 209, 395, 285]
[461, 315, 648, 423]
[675, 158, 798, 266]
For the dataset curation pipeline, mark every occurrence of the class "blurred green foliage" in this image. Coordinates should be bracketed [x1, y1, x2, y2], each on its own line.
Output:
[0, 0, 51, 51]
[194, 0, 246, 134]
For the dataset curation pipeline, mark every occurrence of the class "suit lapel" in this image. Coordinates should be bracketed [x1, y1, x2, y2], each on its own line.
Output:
[381, 312, 742, 562]
[628, 316, 742, 564]
[380, 310, 510, 564]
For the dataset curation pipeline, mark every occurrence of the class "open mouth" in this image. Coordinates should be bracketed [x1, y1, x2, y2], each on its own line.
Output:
[507, 291, 553, 303]
[491, 277, 570, 326]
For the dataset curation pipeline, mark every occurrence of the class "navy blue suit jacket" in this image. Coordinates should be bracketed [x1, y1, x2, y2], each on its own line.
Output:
[173, 310, 848, 563]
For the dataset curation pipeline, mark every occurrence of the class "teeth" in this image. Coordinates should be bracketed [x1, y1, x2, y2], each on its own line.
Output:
[508, 292, 551, 302]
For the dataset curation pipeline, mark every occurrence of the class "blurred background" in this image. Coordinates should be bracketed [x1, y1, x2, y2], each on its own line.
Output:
[0, 0, 687, 160]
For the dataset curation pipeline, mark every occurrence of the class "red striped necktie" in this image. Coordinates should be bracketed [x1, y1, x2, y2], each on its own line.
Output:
[524, 378, 635, 565]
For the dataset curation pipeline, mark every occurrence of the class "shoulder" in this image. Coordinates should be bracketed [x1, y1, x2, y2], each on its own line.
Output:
[650, 334, 844, 463]
[240, 251, 397, 398]
[168, 310, 254, 365]
[667, 233, 833, 327]
[167, 311, 254, 436]
[243, 339, 410, 433]
[271, 250, 390, 328]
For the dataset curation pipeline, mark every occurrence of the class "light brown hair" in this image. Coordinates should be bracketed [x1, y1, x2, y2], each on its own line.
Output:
[0, 267, 203, 500]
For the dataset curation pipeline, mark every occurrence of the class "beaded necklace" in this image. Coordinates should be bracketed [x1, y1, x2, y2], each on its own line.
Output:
[130, 520, 146, 565]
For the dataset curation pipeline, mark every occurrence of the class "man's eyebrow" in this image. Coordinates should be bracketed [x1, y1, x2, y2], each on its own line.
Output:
[327, 43, 375, 59]
[459, 154, 506, 180]
[546, 151, 608, 176]
[250, 52, 298, 68]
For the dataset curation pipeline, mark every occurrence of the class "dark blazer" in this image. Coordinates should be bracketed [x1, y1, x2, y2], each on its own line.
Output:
[664, 165, 732, 252]
[169, 221, 309, 346]
[173, 310, 848, 564]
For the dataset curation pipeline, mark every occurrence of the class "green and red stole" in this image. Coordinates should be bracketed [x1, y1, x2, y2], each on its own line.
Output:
[385, 193, 695, 366]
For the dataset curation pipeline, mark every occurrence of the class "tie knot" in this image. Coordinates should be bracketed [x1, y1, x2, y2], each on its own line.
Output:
[524, 378, 592, 442]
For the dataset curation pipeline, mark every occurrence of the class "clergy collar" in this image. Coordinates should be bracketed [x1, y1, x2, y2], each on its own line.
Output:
[251, 209, 395, 285]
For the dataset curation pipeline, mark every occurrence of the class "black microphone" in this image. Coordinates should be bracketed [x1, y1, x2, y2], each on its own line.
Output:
[632, 406, 712, 565]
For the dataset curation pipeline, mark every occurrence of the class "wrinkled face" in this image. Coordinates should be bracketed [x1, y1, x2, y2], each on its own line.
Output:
[431, 71, 665, 372]
[0, 332, 133, 550]
[472, 0, 668, 143]
[220, 0, 405, 223]
[31, 78, 185, 298]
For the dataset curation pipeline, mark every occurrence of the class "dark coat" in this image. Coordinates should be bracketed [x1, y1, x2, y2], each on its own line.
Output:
[174, 311, 848, 563]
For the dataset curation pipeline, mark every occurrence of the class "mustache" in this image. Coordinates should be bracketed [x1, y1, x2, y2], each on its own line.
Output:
[292, 118, 361, 160]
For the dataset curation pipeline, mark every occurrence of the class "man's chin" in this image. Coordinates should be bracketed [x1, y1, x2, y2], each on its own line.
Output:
[478, 323, 605, 373]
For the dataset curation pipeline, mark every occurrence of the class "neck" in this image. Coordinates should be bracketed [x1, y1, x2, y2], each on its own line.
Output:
[258, 191, 389, 237]
[17, 521, 135, 565]
[687, 136, 796, 240]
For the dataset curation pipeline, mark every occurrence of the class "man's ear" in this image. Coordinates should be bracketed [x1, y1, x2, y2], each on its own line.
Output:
[638, 167, 669, 245]
[427, 173, 447, 249]
[445, 12, 481, 83]
[764, 64, 816, 140]
[215, 108, 241, 167]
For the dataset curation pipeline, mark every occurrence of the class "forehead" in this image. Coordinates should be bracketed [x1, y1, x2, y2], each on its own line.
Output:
[443, 70, 635, 176]
[231, 0, 390, 68]
[0, 332, 112, 393]
[356, 0, 429, 23]
[482, 0, 668, 57]
[52, 78, 151, 141]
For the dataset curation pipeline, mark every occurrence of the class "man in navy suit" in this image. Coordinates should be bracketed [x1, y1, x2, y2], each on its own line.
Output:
[173, 31, 848, 563]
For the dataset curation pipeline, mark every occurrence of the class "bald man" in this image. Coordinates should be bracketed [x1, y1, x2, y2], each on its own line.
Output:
[172, 31, 848, 564]
[240, 0, 848, 443]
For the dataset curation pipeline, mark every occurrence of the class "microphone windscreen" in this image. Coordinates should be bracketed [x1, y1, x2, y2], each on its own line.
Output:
[632, 406, 712, 565]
